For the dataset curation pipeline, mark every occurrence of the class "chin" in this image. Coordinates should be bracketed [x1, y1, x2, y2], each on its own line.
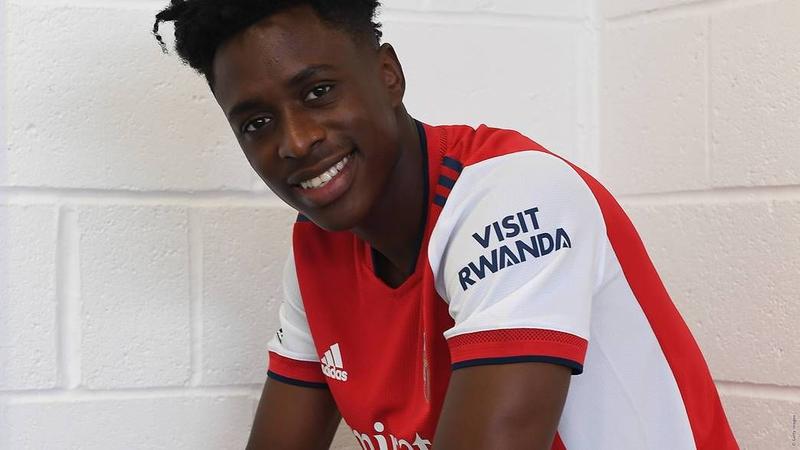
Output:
[302, 199, 370, 232]
[302, 213, 356, 232]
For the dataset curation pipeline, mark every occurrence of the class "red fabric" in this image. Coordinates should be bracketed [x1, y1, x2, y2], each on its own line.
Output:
[287, 123, 455, 444]
[552, 433, 567, 450]
[448, 328, 587, 366]
[440, 165, 461, 179]
[283, 123, 736, 448]
[562, 161, 739, 450]
[267, 351, 326, 384]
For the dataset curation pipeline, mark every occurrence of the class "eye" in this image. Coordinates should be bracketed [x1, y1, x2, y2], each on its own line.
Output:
[304, 84, 334, 102]
[241, 116, 271, 134]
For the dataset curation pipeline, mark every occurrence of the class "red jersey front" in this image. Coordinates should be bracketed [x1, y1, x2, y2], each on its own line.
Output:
[266, 122, 737, 449]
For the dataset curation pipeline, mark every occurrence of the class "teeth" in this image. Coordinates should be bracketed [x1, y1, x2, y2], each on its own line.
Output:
[299, 154, 350, 190]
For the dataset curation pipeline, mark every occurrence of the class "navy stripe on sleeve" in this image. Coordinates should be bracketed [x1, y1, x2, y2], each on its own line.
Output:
[438, 175, 456, 189]
[267, 371, 329, 389]
[452, 356, 583, 375]
[442, 156, 464, 173]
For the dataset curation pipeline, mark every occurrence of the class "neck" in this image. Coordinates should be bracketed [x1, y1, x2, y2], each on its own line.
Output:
[352, 110, 426, 279]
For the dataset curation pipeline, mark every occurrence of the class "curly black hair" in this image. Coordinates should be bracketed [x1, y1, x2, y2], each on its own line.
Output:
[153, 0, 383, 86]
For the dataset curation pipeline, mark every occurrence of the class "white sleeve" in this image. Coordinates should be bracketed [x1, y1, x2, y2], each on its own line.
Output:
[428, 151, 607, 373]
[265, 248, 325, 384]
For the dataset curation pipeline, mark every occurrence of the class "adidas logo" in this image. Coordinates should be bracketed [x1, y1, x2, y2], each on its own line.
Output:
[321, 343, 348, 382]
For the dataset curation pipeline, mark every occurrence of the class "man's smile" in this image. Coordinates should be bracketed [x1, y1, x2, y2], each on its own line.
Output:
[290, 150, 358, 208]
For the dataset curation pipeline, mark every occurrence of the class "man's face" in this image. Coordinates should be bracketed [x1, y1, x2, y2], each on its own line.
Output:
[212, 6, 405, 231]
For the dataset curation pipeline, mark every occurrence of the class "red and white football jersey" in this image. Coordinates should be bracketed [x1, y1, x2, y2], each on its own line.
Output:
[266, 122, 738, 450]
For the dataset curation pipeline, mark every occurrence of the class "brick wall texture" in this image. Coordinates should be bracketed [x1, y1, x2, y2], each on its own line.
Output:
[1, 0, 797, 449]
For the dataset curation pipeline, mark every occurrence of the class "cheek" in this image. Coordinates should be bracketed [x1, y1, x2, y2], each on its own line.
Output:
[334, 81, 395, 130]
[345, 101, 398, 151]
[239, 143, 284, 187]
[241, 148, 260, 173]
[240, 140, 272, 167]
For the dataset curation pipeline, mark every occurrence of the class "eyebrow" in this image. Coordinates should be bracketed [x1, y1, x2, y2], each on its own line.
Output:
[226, 98, 263, 120]
[287, 64, 334, 88]
[225, 64, 335, 120]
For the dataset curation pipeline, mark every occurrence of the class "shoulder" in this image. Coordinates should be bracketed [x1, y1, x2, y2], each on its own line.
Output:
[437, 124, 549, 167]
[429, 147, 605, 253]
[431, 124, 604, 227]
[431, 125, 600, 209]
[428, 127, 608, 301]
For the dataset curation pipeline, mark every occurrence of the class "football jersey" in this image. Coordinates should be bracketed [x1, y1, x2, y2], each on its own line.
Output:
[266, 121, 738, 450]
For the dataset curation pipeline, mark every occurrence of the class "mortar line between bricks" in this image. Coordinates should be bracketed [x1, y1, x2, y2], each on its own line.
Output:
[381, 9, 585, 28]
[0, 187, 288, 207]
[188, 210, 204, 387]
[0, 0, 6, 182]
[605, 0, 776, 26]
[595, 14, 606, 179]
[20, 0, 588, 25]
[9, 0, 172, 11]
[617, 185, 800, 205]
[704, 15, 712, 187]
[583, 0, 601, 174]
[0, 385, 265, 403]
[56, 205, 82, 390]
[715, 380, 800, 401]
[574, 16, 590, 172]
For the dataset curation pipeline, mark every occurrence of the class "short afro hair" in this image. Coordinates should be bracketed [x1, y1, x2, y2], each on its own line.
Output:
[153, 0, 383, 85]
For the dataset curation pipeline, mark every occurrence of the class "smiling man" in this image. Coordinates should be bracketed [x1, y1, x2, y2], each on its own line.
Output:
[153, 1, 738, 449]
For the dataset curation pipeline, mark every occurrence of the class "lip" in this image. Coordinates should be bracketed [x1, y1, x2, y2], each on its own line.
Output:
[287, 152, 353, 186]
[291, 152, 357, 208]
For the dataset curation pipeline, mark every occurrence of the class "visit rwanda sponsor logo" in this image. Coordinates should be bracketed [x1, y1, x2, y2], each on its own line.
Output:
[458, 206, 572, 291]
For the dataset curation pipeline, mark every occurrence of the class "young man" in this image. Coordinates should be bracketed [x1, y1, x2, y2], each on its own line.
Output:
[153, 1, 738, 449]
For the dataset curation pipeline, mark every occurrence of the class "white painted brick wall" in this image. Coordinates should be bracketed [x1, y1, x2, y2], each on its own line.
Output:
[413, 0, 589, 17]
[1, 394, 256, 449]
[710, 0, 800, 187]
[4, 4, 255, 192]
[3, 0, 795, 449]
[602, 0, 800, 448]
[79, 205, 192, 389]
[600, 0, 701, 18]
[0, 205, 58, 390]
[719, 392, 799, 449]
[389, 18, 584, 163]
[624, 200, 800, 385]
[199, 207, 295, 386]
[601, 14, 708, 195]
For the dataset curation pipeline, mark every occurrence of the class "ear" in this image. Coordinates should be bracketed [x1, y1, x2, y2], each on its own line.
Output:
[377, 43, 405, 107]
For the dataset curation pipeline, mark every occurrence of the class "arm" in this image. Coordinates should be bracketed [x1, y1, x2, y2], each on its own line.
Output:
[428, 151, 606, 449]
[249, 249, 337, 449]
[246, 378, 341, 450]
[433, 362, 571, 450]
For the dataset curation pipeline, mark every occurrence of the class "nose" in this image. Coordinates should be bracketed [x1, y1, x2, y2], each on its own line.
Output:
[278, 109, 325, 159]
